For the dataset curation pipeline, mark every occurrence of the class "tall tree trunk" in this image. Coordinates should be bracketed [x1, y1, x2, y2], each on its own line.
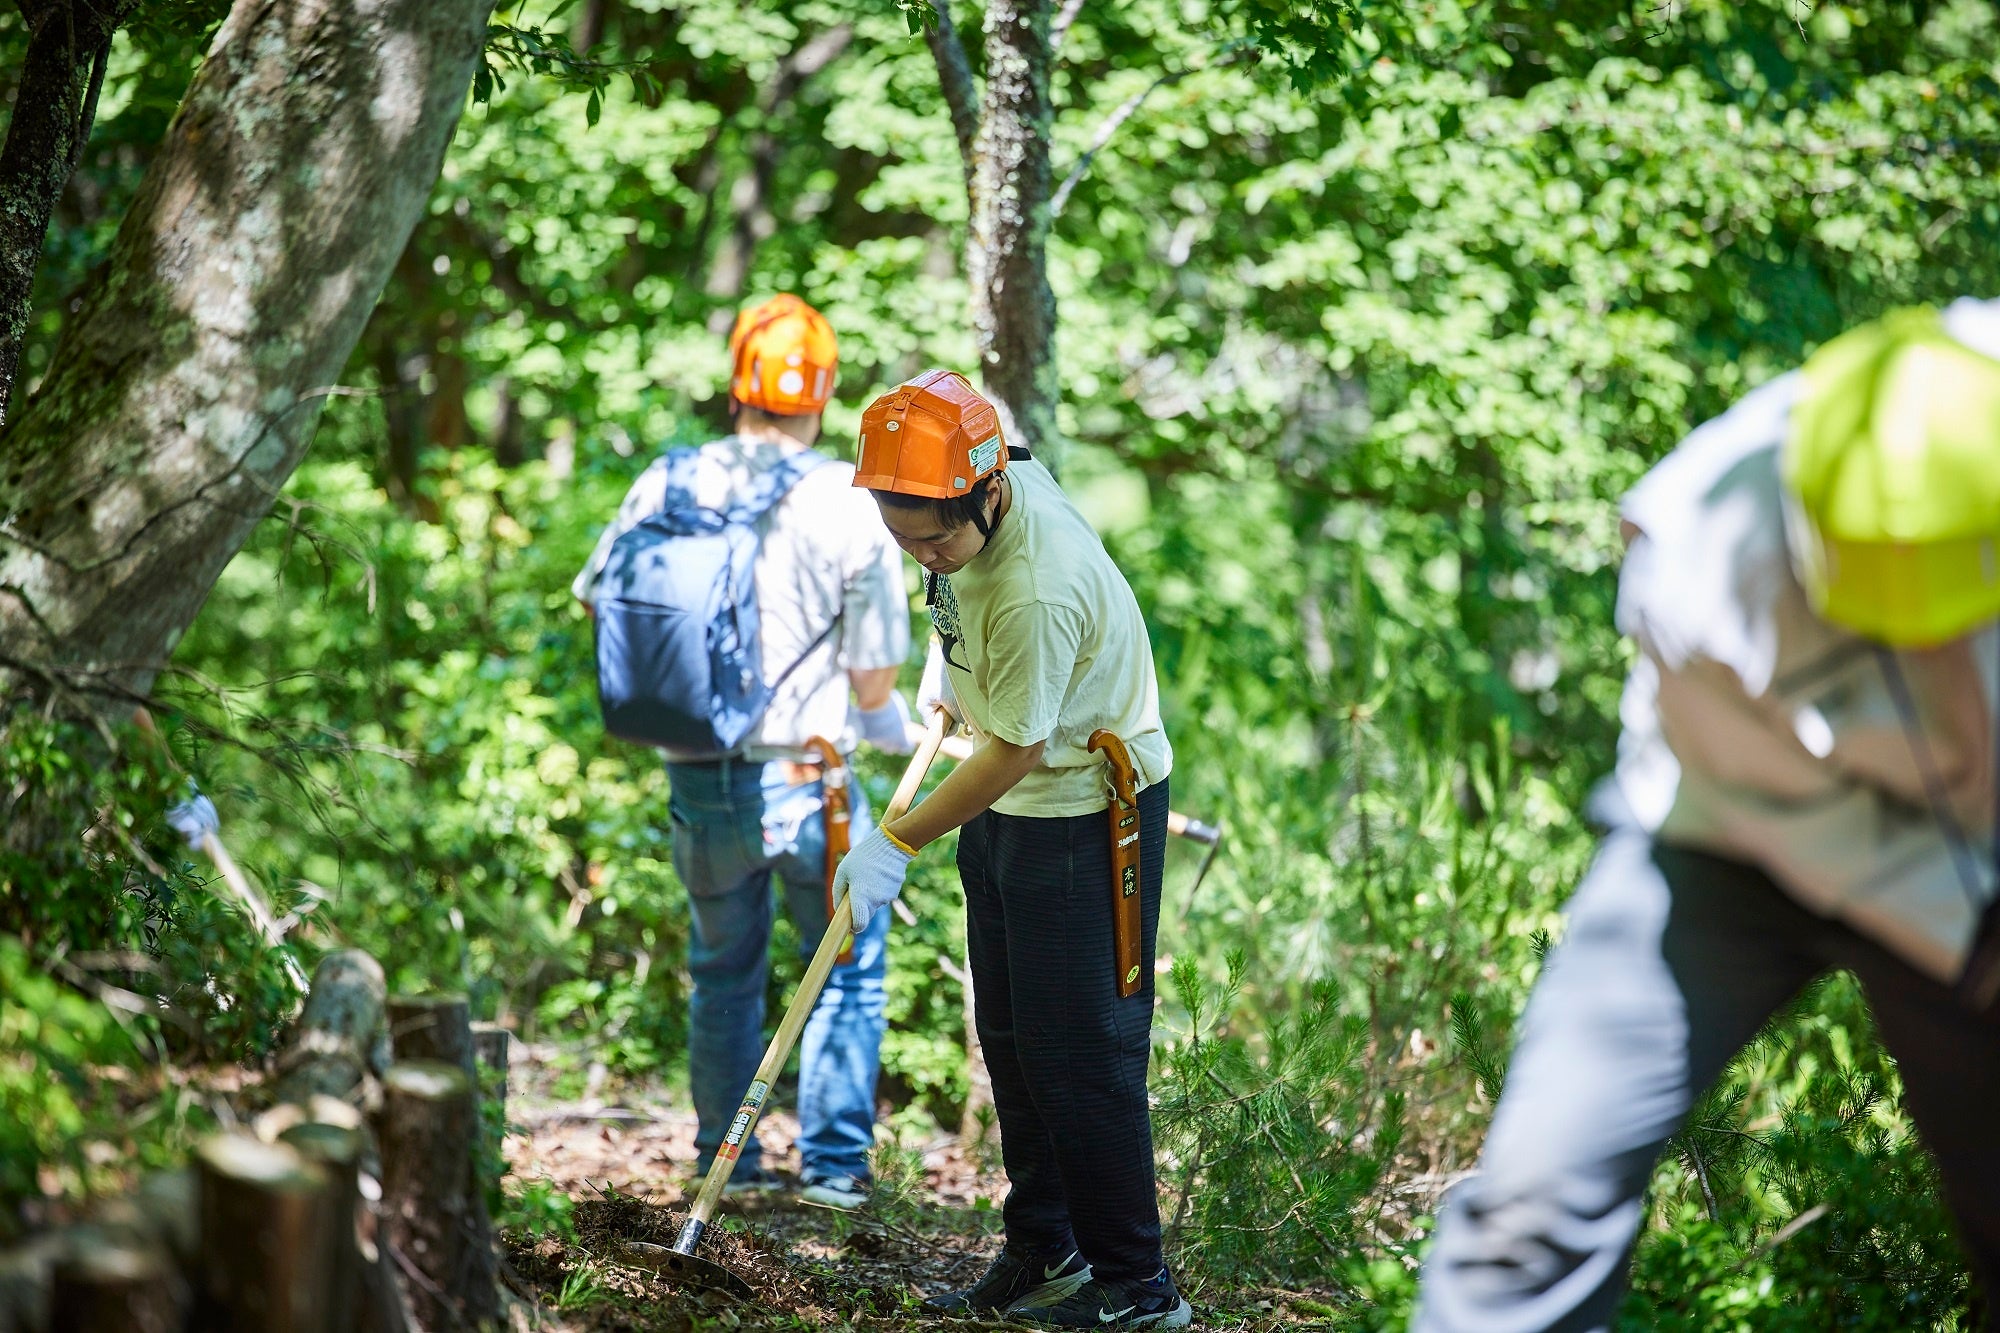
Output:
[569, 0, 609, 54]
[928, 0, 1061, 467]
[0, 1, 135, 429]
[0, 0, 498, 707]
[702, 24, 853, 307]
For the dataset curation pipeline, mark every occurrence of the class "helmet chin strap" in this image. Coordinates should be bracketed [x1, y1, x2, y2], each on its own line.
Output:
[967, 474, 1008, 546]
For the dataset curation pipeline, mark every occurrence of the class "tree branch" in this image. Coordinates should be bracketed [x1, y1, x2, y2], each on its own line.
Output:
[1050, 0, 1085, 57]
[922, 0, 980, 189]
[67, 39, 110, 174]
[1050, 46, 1254, 219]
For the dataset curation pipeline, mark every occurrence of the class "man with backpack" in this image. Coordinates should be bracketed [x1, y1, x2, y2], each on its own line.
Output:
[1414, 299, 2000, 1329]
[572, 294, 913, 1209]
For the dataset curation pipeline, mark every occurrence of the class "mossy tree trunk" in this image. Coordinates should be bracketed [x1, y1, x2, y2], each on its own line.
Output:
[0, 0, 140, 430]
[0, 0, 497, 709]
[925, 0, 1060, 467]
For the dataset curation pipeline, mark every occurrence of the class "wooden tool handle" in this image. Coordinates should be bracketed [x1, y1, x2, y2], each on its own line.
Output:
[684, 708, 950, 1229]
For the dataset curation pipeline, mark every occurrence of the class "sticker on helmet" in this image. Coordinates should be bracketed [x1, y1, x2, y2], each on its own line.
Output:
[778, 369, 806, 396]
[968, 436, 1001, 476]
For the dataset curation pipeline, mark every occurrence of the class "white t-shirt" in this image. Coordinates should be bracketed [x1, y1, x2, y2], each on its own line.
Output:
[1610, 297, 2000, 983]
[573, 436, 911, 758]
[934, 456, 1173, 817]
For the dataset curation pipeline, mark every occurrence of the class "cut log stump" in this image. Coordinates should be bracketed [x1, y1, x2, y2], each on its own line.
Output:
[387, 995, 474, 1074]
[195, 1133, 335, 1333]
[50, 1228, 183, 1333]
[470, 1022, 510, 1103]
[279, 1123, 363, 1333]
[380, 1060, 500, 1331]
[276, 950, 389, 1106]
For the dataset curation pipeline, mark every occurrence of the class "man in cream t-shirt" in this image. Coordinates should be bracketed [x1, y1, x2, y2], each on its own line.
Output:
[829, 369, 1188, 1330]
[926, 464, 1170, 818]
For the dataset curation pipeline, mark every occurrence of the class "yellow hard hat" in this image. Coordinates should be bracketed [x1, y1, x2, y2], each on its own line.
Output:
[1783, 305, 2000, 646]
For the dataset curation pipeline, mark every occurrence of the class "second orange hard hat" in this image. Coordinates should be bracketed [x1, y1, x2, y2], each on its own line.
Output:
[728, 294, 837, 416]
[853, 369, 1008, 499]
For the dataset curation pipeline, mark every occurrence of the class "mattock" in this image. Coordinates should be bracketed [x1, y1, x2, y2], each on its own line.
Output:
[618, 708, 952, 1299]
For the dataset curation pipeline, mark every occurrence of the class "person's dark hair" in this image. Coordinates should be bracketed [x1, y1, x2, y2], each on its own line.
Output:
[871, 474, 1000, 534]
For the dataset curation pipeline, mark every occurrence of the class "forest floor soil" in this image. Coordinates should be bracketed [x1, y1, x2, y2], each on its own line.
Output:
[500, 1046, 1353, 1331]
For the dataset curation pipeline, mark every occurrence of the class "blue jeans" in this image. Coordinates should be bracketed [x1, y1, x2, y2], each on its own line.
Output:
[667, 757, 889, 1182]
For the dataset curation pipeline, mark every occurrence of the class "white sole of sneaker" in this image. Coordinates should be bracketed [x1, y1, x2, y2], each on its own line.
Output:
[797, 1184, 867, 1210]
[1133, 1297, 1193, 1328]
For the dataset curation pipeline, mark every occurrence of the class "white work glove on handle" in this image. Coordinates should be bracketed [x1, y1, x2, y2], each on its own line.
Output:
[165, 791, 219, 851]
[833, 825, 914, 934]
[916, 640, 959, 726]
[856, 691, 914, 755]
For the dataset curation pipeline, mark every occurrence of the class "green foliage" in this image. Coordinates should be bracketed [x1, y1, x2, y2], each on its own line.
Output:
[499, 1176, 578, 1243]
[479, 0, 660, 112]
[1154, 951, 1404, 1287]
[0, 706, 279, 1233]
[0, 937, 141, 1239]
[1627, 975, 1973, 1329]
[11, 0, 2000, 1321]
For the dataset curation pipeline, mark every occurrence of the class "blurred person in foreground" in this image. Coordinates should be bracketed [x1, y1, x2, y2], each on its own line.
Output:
[1415, 299, 2000, 1330]
[572, 295, 912, 1209]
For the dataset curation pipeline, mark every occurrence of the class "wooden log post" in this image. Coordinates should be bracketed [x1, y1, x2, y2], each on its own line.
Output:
[278, 1123, 362, 1333]
[276, 950, 390, 1107]
[0, 1234, 61, 1333]
[470, 1022, 510, 1104]
[49, 1228, 183, 1333]
[380, 1061, 500, 1330]
[195, 1134, 335, 1333]
[388, 995, 475, 1074]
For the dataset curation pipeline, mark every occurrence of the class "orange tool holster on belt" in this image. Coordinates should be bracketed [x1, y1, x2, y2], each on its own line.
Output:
[1088, 730, 1145, 998]
[803, 737, 854, 965]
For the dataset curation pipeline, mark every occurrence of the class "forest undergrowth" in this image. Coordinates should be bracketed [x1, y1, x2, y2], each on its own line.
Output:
[8, 0, 2000, 1324]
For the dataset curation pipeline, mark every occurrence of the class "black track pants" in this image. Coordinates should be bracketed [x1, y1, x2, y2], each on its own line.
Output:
[1416, 830, 2000, 1331]
[959, 779, 1171, 1283]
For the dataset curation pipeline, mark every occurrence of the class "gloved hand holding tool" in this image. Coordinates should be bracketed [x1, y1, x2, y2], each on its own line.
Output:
[140, 710, 309, 996]
[166, 791, 221, 848]
[833, 825, 914, 934]
[621, 707, 951, 1297]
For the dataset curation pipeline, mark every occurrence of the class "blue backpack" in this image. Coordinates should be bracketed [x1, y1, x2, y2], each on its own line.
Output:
[592, 448, 835, 758]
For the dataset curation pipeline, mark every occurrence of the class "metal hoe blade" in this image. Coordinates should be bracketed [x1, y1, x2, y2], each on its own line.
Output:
[614, 1240, 755, 1300]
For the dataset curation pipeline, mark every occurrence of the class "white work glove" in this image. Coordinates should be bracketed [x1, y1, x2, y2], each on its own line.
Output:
[916, 640, 959, 726]
[166, 791, 219, 851]
[856, 691, 914, 755]
[833, 825, 915, 934]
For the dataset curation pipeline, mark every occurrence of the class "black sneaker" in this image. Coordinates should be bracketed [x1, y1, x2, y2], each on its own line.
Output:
[922, 1245, 1092, 1316]
[1009, 1268, 1192, 1328]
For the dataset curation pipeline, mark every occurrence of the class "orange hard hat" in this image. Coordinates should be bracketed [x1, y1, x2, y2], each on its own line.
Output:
[853, 369, 1008, 499]
[728, 294, 837, 416]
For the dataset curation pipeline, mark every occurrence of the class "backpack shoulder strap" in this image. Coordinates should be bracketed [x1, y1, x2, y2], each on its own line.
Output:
[656, 446, 706, 512]
[725, 450, 833, 525]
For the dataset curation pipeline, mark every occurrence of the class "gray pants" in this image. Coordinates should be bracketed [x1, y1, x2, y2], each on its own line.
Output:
[1415, 830, 2000, 1332]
